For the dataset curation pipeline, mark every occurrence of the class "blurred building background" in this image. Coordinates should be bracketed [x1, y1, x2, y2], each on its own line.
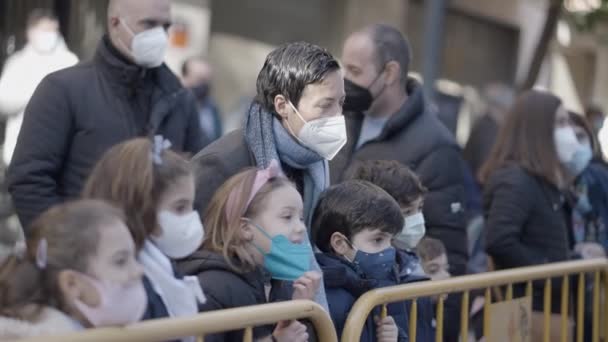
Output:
[0, 0, 607, 132]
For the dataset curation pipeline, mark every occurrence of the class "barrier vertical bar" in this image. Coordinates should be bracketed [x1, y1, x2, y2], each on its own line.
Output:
[506, 283, 513, 301]
[243, 327, 253, 342]
[483, 287, 491, 338]
[526, 281, 533, 298]
[409, 299, 418, 342]
[604, 269, 608, 342]
[577, 273, 584, 342]
[461, 291, 469, 342]
[593, 270, 600, 342]
[435, 295, 444, 342]
[544, 278, 552, 342]
[561, 276, 570, 342]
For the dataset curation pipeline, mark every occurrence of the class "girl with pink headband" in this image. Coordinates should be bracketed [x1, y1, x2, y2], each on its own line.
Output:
[177, 160, 320, 342]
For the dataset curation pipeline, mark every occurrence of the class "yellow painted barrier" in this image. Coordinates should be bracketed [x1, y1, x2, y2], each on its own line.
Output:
[341, 259, 608, 342]
[11, 300, 337, 342]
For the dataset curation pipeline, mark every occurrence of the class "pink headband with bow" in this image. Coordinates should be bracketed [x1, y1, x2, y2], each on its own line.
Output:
[225, 159, 284, 219]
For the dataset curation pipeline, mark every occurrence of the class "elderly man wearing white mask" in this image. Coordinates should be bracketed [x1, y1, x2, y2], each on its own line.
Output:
[7, 0, 209, 230]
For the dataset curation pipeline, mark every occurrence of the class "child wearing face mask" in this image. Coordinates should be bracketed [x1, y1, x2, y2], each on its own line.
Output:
[177, 160, 319, 342]
[0, 200, 146, 339]
[312, 180, 435, 342]
[83, 137, 205, 339]
[345, 160, 428, 267]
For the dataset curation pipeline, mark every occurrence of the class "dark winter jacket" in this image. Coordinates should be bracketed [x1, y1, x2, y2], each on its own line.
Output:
[192, 129, 308, 220]
[484, 164, 571, 312]
[568, 161, 608, 250]
[316, 250, 434, 342]
[330, 79, 468, 277]
[7, 35, 208, 230]
[176, 250, 273, 342]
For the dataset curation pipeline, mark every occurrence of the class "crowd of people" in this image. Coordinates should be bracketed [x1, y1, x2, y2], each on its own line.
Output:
[0, 0, 607, 341]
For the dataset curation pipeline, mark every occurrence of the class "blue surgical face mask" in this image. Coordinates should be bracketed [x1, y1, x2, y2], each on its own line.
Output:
[566, 141, 593, 176]
[246, 219, 311, 281]
[343, 237, 396, 280]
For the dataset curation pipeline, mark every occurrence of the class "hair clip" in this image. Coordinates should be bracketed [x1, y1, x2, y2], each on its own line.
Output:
[245, 159, 283, 208]
[151, 135, 172, 165]
[35, 238, 48, 270]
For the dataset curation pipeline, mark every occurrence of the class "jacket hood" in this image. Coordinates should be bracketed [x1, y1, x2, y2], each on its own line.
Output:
[316, 253, 377, 297]
[0, 307, 78, 339]
[177, 249, 263, 287]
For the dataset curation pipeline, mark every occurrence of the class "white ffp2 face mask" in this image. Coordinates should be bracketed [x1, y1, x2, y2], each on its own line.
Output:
[120, 19, 168, 68]
[31, 31, 59, 53]
[393, 212, 426, 250]
[288, 101, 348, 160]
[152, 211, 204, 259]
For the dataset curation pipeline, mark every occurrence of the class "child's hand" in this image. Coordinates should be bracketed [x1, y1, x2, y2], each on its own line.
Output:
[292, 271, 322, 301]
[273, 320, 309, 342]
[374, 315, 398, 342]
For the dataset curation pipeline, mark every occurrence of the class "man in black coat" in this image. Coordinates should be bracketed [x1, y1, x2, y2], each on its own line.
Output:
[331, 24, 468, 277]
[7, 0, 209, 230]
[330, 24, 468, 341]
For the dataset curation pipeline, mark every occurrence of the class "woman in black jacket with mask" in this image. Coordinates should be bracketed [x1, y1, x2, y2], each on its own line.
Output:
[480, 90, 576, 339]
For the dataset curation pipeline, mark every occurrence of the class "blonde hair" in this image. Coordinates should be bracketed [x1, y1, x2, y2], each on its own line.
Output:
[202, 167, 294, 272]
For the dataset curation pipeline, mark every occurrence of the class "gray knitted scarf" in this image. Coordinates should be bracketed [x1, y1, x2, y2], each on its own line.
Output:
[244, 102, 329, 226]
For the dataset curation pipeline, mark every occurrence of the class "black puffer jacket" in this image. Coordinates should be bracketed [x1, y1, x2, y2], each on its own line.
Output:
[176, 250, 273, 342]
[7, 35, 208, 230]
[330, 79, 468, 277]
[484, 164, 571, 312]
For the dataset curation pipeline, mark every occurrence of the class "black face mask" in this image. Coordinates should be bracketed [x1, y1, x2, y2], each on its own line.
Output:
[344, 78, 373, 112]
[191, 83, 210, 101]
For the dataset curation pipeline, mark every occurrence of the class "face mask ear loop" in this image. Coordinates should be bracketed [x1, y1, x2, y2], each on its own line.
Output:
[340, 234, 357, 263]
[242, 218, 271, 256]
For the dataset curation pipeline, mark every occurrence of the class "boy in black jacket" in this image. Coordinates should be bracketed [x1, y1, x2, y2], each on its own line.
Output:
[312, 180, 435, 342]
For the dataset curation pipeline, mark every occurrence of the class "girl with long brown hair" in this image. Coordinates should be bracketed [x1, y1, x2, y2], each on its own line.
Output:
[0, 200, 145, 339]
[83, 137, 205, 337]
[177, 160, 319, 342]
[480, 90, 578, 339]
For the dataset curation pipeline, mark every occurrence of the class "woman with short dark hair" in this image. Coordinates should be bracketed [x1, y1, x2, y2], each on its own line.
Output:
[186, 41, 347, 310]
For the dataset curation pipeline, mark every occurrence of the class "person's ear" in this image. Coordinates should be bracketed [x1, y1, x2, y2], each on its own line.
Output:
[384, 61, 402, 86]
[57, 270, 100, 308]
[273, 94, 290, 120]
[330, 232, 351, 257]
[109, 16, 120, 29]
[239, 219, 254, 242]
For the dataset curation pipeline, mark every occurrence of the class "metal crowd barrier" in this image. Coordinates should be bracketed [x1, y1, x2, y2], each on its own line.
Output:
[11, 300, 337, 342]
[341, 259, 608, 342]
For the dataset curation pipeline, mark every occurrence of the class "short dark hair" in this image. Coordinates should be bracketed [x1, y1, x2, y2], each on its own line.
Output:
[255, 41, 340, 113]
[416, 237, 447, 263]
[364, 24, 411, 88]
[27, 8, 57, 29]
[311, 180, 403, 253]
[569, 111, 603, 160]
[344, 160, 427, 208]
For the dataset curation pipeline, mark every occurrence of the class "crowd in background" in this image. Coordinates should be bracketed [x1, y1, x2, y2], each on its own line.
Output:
[0, 0, 607, 341]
